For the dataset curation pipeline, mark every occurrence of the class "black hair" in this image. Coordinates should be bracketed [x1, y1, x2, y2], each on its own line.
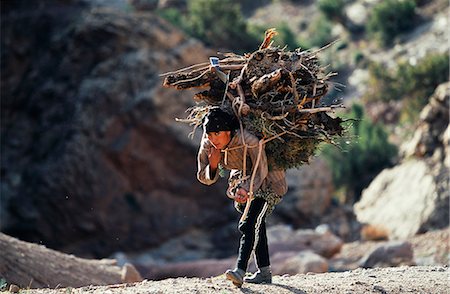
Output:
[203, 107, 239, 133]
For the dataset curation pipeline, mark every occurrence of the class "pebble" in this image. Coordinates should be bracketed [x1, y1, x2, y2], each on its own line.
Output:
[9, 285, 20, 293]
[373, 285, 387, 294]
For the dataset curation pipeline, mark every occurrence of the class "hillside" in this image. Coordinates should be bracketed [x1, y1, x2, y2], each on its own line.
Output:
[21, 266, 450, 294]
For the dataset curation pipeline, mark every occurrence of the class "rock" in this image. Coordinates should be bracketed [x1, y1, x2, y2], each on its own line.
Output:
[443, 124, 450, 166]
[9, 285, 20, 293]
[121, 263, 143, 283]
[138, 258, 235, 280]
[356, 83, 449, 239]
[354, 159, 442, 239]
[401, 82, 449, 159]
[320, 204, 362, 242]
[368, 6, 449, 69]
[359, 241, 414, 268]
[1, 2, 232, 258]
[360, 224, 389, 241]
[128, 0, 159, 11]
[157, 0, 187, 10]
[270, 158, 361, 242]
[364, 100, 402, 125]
[126, 229, 215, 263]
[267, 225, 343, 258]
[344, 3, 368, 27]
[274, 158, 334, 227]
[347, 69, 369, 98]
[276, 250, 328, 274]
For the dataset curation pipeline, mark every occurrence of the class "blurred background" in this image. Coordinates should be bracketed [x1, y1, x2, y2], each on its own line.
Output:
[1, 0, 448, 281]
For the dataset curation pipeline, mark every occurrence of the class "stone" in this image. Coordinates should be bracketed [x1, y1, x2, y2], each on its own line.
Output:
[276, 250, 328, 274]
[267, 225, 343, 258]
[356, 83, 450, 239]
[274, 158, 334, 226]
[138, 257, 235, 280]
[401, 84, 449, 159]
[9, 285, 20, 293]
[360, 224, 389, 241]
[0, 1, 231, 258]
[354, 159, 441, 239]
[121, 263, 143, 283]
[359, 241, 414, 268]
[271, 157, 361, 242]
[345, 3, 368, 27]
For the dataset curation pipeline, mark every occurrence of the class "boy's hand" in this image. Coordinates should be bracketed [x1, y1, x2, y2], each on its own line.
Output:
[234, 188, 249, 203]
[208, 146, 221, 170]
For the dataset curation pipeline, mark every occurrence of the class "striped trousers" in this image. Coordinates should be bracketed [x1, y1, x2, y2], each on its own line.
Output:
[236, 197, 270, 271]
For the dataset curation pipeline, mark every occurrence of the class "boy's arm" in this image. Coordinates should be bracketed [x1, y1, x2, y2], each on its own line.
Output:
[197, 137, 220, 185]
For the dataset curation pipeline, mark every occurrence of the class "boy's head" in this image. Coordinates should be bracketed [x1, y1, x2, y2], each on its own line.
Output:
[203, 107, 238, 133]
[203, 108, 238, 150]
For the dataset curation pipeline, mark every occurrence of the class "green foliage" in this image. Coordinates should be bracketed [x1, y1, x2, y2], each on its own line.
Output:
[248, 22, 308, 50]
[318, 0, 345, 21]
[366, 53, 449, 122]
[273, 23, 302, 49]
[321, 104, 397, 203]
[185, 0, 259, 51]
[157, 7, 184, 28]
[156, 0, 262, 51]
[266, 135, 320, 170]
[308, 15, 334, 48]
[353, 51, 366, 67]
[367, 0, 417, 46]
[243, 111, 323, 170]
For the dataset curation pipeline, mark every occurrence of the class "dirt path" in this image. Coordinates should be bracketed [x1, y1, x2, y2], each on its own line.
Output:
[25, 266, 448, 293]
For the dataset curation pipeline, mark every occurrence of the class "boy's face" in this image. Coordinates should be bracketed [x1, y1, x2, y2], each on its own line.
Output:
[207, 131, 231, 150]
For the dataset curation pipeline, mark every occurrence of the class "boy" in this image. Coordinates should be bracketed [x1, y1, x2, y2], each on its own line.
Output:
[197, 107, 287, 287]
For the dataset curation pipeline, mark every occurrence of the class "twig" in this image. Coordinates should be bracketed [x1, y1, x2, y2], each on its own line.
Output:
[160, 62, 210, 76]
[171, 70, 210, 86]
[297, 105, 344, 114]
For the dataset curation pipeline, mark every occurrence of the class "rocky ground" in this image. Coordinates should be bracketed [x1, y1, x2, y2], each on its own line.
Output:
[22, 266, 449, 294]
[329, 228, 449, 271]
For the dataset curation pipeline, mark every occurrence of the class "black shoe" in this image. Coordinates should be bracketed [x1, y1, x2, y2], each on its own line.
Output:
[225, 268, 245, 287]
[244, 267, 272, 284]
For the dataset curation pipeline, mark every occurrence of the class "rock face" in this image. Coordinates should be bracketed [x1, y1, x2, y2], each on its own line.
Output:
[0, 0, 232, 257]
[279, 159, 334, 225]
[355, 82, 450, 239]
[272, 158, 361, 242]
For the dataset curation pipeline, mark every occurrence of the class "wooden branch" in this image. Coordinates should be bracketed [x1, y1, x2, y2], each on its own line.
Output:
[297, 105, 345, 114]
[0, 233, 142, 289]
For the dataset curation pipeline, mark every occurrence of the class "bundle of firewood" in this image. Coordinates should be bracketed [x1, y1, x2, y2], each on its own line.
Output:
[162, 29, 344, 170]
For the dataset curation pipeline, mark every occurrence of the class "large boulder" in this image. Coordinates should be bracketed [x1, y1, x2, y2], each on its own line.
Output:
[355, 159, 439, 239]
[267, 225, 343, 258]
[359, 241, 414, 268]
[287, 159, 334, 217]
[274, 250, 328, 275]
[0, 1, 232, 257]
[271, 158, 361, 242]
[272, 158, 334, 227]
[355, 83, 449, 239]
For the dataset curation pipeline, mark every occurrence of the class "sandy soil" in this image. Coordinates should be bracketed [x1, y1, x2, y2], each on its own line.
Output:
[25, 265, 448, 294]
